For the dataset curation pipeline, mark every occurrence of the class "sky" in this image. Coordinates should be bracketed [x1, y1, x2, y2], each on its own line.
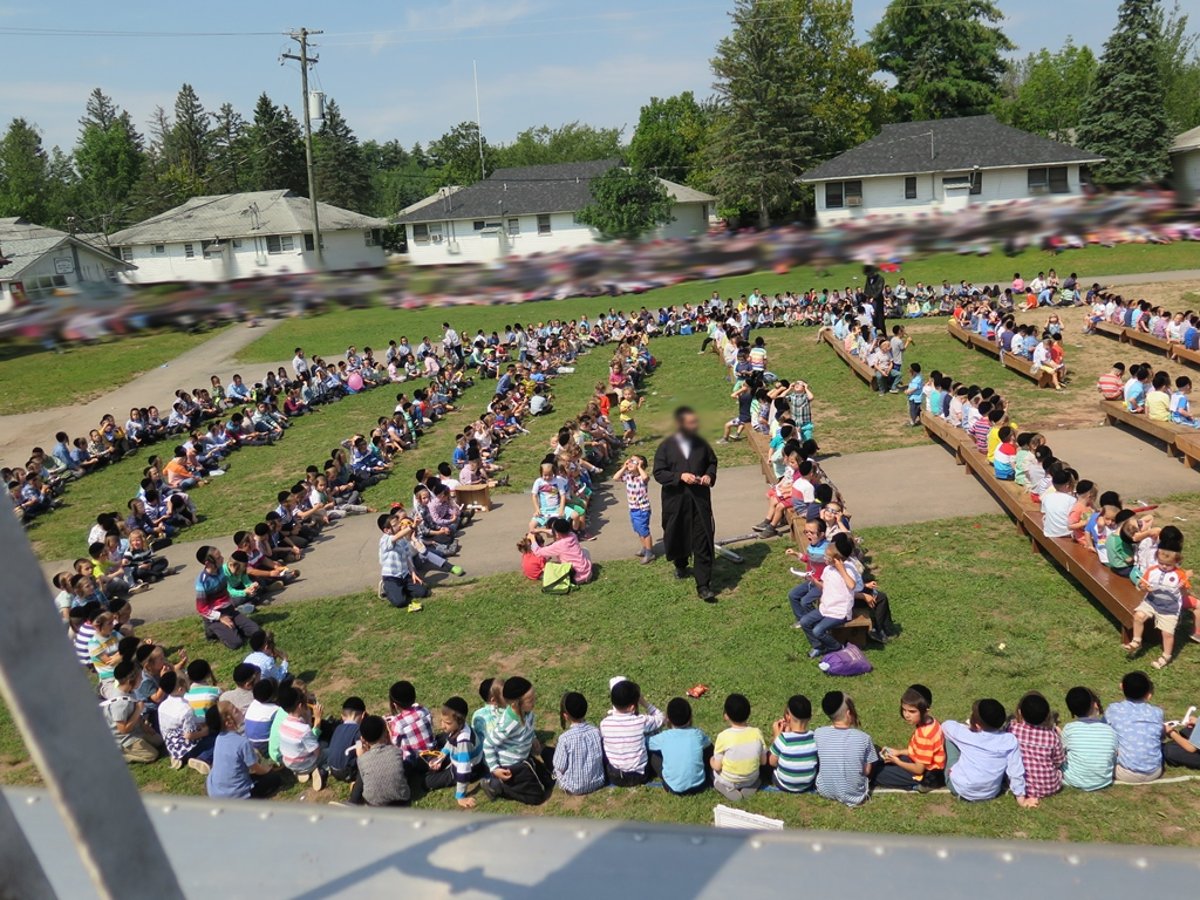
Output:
[0, 0, 1139, 154]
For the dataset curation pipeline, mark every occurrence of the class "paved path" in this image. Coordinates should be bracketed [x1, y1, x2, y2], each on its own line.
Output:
[0, 320, 284, 460]
[1095, 269, 1200, 287]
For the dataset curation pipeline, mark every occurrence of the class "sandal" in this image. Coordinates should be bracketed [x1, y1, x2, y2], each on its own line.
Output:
[1153, 655, 1172, 670]
[1122, 639, 1142, 653]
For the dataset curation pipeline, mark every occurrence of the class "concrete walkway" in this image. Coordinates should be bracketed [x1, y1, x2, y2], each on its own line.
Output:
[1095, 269, 1200, 287]
[0, 320, 283, 460]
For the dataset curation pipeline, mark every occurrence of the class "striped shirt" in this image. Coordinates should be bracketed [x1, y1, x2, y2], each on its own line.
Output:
[971, 417, 990, 453]
[185, 684, 221, 721]
[73, 622, 96, 667]
[87, 632, 119, 681]
[906, 719, 947, 777]
[484, 707, 536, 769]
[553, 722, 606, 795]
[441, 725, 484, 800]
[244, 700, 280, 753]
[1061, 718, 1119, 791]
[770, 730, 817, 792]
[277, 714, 321, 773]
[713, 726, 765, 785]
[814, 726, 878, 807]
[599, 705, 665, 774]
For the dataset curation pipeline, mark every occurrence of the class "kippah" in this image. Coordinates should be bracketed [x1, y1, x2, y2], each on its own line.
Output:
[502, 676, 532, 701]
[977, 698, 1006, 729]
[821, 691, 846, 717]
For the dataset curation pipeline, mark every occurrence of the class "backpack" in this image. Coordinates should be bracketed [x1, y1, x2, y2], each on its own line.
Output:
[541, 561, 573, 595]
[819, 644, 873, 677]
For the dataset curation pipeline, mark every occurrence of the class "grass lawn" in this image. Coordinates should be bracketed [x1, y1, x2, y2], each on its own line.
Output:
[0, 328, 227, 415]
[8, 511, 1200, 845]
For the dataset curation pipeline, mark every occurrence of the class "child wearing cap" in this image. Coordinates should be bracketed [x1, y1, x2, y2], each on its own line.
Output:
[426, 696, 487, 807]
[1008, 691, 1064, 799]
[814, 691, 877, 806]
[552, 692, 606, 796]
[481, 676, 552, 805]
[942, 698, 1035, 806]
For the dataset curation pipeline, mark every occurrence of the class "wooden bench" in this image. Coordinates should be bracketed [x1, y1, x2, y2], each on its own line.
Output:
[1000, 351, 1055, 388]
[455, 482, 493, 512]
[1125, 329, 1173, 355]
[1170, 343, 1200, 368]
[1178, 432, 1200, 469]
[832, 606, 873, 648]
[746, 429, 774, 484]
[1099, 399, 1185, 460]
[820, 330, 875, 386]
[948, 319, 1000, 358]
[923, 409, 1145, 637]
[1093, 320, 1129, 342]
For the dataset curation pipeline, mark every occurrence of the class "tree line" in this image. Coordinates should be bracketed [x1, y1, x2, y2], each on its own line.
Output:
[0, 0, 1196, 237]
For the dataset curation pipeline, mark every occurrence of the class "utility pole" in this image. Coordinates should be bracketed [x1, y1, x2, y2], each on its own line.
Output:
[284, 27, 324, 268]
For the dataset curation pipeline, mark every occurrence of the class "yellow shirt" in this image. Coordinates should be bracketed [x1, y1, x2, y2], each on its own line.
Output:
[1146, 389, 1171, 422]
[619, 399, 634, 422]
[713, 726, 765, 780]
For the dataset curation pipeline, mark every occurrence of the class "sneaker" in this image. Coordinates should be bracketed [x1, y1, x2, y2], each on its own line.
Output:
[450, 565, 465, 576]
[640, 553, 654, 565]
[481, 776, 501, 800]
[297, 771, 310, 783]
[789, 567, 808, 578]
[406, 602, 424, 614]
[751, 520, 774, 532]
[716, 438, 729, 445]
[310, 768, 326, 791]
[792, 621, 805, 629]
[170, 758, 184, 770]
[808, 649, 823, 660]
[187, 757, 211, 776]
[209, 468, 226, 477]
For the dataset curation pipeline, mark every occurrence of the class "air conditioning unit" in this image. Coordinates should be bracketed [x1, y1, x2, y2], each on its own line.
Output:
[847, 196, 863, 207]
[430, 234, 443, 244]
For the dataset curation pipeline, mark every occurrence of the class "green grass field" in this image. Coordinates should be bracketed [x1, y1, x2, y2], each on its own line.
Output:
[0, 328, 227, 415]
[9, 510, 1200, 844]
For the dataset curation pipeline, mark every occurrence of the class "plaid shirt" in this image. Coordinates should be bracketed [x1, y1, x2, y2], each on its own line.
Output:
[378, 534, 414, 579]
[386, 705, 434, 759]
[1009, 720, 1065, 798]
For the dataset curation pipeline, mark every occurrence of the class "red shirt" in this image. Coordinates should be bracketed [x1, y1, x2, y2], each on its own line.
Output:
[521, 552, 545, 581]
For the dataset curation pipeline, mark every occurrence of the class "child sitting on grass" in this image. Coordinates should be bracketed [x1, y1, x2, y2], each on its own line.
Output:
[1008, 691, 1065, 800]
[349, 714, 410, 807]
[875, 686, 945, 791]
[942, 699, 1036, 807]
[426, 697, 486, 808]
[1104, 671, 1164, 783]
[552, 691, 605, 796]
[814, 691, 877, 807]
[1061, 686, 1118, 791]
[648, 697, 711, 795]
[527, 518, 593, 584]
[768, 694, 817, 793]
[710, 693, 766, 802]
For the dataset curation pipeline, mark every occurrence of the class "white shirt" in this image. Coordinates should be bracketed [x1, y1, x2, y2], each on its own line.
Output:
[292, 354, 309, 376]
[158, 694, 195, 749]
[1040, 492, 1075, 538]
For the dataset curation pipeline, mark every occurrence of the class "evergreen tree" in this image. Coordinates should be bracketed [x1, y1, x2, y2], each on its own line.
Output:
[243, 94, 307, 194]
[0, 118, 53, 223]
[208, 102, 248, 194]
[313, 98, 370, 211]
[869, 0, 1014, 120]
[1077, 0, 1172, 185]
[74, 91, 143, 228]
[576, 167, 674, 241]
[165, 84, 211, 182]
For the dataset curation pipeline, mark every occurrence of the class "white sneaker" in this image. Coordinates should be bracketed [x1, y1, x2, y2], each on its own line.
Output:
[187, 758, 211, 776]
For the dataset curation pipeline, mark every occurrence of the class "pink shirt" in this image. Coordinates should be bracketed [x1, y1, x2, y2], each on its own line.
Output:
[533, 535, 592, 582]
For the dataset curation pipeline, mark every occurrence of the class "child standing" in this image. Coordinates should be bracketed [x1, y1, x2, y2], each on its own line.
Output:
[1008, 691, 1065, 799]
[620, 455, 654, 564]
[1125, 536, 1189, 669]
[767, 694, 817, 793]
[710, 693, 766, 802]
[904, 363, 924, 427]
[875, 687, 945, 791]
[552, 692, 606, 796]
[648, 697, 711, 795]
[618, 386, 642, 445]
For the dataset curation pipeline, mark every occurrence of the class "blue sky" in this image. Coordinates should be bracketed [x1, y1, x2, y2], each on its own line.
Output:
[0, 0, 1133, 153]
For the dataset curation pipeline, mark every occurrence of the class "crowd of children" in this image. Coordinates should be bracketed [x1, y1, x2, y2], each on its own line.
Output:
[1085, 293, 1195, 346]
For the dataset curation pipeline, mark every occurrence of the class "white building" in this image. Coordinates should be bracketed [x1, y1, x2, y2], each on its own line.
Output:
[395, 160, 717, 266]
[801, 116, 1105, 227]
[1171, 125, 1200, 206]
[106, 190, 388, 284]
[0, 218, 135, 314]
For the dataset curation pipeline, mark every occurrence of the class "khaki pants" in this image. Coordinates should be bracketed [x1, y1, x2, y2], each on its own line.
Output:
[122, 734, 163, 765]
[1115, 764, 1161, 784]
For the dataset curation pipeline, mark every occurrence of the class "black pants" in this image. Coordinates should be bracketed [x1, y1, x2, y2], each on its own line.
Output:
[250, 771, 282, 798]
[864, 589, 896, 636]
[666, 512, 714, 590]
[204, 608, 261, 650]
[426, 761, 488, 791]
[1165, 727, 1200, 769]
[605, 762, 650, 787]
[494, 756, 553, 805]
[700, 336, 715, 352]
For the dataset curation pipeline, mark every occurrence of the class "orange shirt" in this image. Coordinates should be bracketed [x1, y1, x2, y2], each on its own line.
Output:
[906, 718, 947, 778]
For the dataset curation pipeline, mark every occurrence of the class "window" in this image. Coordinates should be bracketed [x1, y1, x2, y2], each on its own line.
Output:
[151, 244, 166, 255]
[24, 273, 68, 300]
[507, 218, 520, 236]
[304, 233, 316, 252]
[363, 228, 382, 247]
[413, 223, 429, 243]
[473, 220, 486, 231]
[537, 214, 552, 236]
[824, 180, 862, 209]
[1027, 166, 1070, 194]
[118, 247, 133, 263]
[183, 243, 195, 259]
[231, 238, 243, 249]
[904, 176, 917, 200]
[943, 174, 983, 196]
[202, 239, 220, 259]
[266, 234, 294, 254]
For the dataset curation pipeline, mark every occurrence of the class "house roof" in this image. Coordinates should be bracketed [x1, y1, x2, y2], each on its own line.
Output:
[1172, 125, 1200, 154]
[800, 115, 1105, 182]
[107, 190, 387, 246]
[394, 160, 714, 225]
[0, 217, 134, 280]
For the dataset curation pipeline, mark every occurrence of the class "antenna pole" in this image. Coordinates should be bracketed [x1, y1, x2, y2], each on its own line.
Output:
[285, 27, 325, 268]
[473, 60, 486, 181]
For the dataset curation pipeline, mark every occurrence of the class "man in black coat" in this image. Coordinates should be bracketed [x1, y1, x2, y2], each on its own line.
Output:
[653, 406, 719, 603]
[865, 265, 886, 335]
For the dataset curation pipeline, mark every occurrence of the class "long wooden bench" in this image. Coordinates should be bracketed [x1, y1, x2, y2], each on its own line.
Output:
[950, 319, 1002, 359]
[746, 429, 774, 484]
[1171, 343, 1200, 368]
[1099, 399, 1186, 460]
[1126, 329, 1173, 355]
[820, 330, 874, 386]
[948, 320, 1054, 386]
[833, 605, 874, 648]
[921, 410, 1143, 637]
[1000, 351, 1055, 388]
[1093, 320, 1128, 341]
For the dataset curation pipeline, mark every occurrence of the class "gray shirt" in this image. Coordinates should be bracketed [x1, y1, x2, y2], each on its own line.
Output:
[357, 744, 411, 806]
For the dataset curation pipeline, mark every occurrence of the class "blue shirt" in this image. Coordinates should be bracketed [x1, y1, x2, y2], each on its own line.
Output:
[327, 721, 361, 775]
[943, 720, 1027, 800]
[207, 731, 257, 799]
[905, 375, 923, 398]
[647, 727, 711, 793]
[1104, 699, 1164, 775]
